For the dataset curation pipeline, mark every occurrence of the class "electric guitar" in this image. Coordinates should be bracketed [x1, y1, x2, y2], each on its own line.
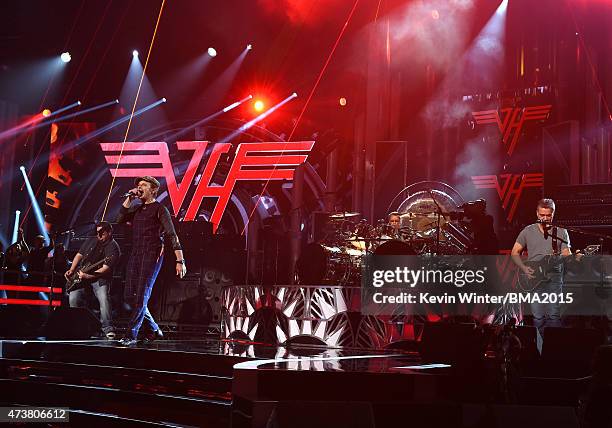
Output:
[66, 257, 111, 292]
[517, 245, 598, 292]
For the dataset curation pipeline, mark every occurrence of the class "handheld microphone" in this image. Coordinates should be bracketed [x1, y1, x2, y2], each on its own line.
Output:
[121, 191, 139, 198]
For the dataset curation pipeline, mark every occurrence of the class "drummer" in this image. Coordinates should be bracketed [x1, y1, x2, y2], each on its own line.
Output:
[387, 211, 402, 237]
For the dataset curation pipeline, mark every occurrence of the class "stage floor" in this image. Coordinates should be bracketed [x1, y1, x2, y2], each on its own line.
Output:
[0, 336, 601, 427]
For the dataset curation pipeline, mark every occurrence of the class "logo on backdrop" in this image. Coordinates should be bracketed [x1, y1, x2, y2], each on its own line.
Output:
[101, 141, 314, 231]
[472, 105, 552, 156]
[471, 173, 544, 222]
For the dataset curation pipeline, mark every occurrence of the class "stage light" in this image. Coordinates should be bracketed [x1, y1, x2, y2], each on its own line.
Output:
[42, 109, 52, 117]
[339, 97, 347, 106]
[60, 52, 71, 63]
[12, 210, 21, 244]
[133, 50, 139, 57]
[162, 97, 167, 103]
[208, 47, 217, 57]
[431, 9, 440, 20]
[219, 92, 297, 145]
[20, 165, 50, 244]
[247, 44, 253, 50]
[254, 100, 265, 112]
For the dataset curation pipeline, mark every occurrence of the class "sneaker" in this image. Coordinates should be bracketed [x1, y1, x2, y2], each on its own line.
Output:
[143, 329, 164, 344]
[118, 337, 138, 347]
[105, 331, 116, 340]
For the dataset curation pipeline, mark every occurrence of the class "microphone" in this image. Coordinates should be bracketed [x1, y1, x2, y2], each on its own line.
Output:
[121, 190, 140, 198]
[537, 219, 550, 238]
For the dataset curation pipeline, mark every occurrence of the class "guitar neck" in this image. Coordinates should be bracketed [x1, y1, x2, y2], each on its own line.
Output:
[82, 257, 108, 273]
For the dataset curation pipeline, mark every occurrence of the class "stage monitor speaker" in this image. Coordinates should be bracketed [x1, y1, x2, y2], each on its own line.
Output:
[0, 306, 46, 338]
[44, 307, 101, 339]
[268, 401, 374, 428]
[420, 322, 484, 364]
[542, 327, 604, 363]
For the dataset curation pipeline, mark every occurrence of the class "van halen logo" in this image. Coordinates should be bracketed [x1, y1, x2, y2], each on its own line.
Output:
[472, 105, 552, 156]
[100, 141, 314, 231]
[471, 173, 544, 222]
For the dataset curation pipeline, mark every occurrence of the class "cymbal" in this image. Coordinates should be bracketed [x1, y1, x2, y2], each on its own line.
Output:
[329, 212, 360, 219]
[400, 211, 449, 219]
[345, 237, 392, 242]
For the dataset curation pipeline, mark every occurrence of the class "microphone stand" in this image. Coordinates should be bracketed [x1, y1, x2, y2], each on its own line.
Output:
[428, 190, 444, 255]
[48, 228, 75, 311]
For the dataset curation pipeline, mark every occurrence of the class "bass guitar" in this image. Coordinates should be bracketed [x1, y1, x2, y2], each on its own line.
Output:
[66, 256, 111, 292]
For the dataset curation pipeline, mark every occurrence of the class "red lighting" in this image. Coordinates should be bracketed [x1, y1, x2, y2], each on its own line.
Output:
[431, 10, 440, 20]
[339, 97, 347, 106]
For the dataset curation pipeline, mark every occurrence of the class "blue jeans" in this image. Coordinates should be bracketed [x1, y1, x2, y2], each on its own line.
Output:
[531, 274, 562, 350]
[125, 255, 162, 340]
[69, 279, 114, 334]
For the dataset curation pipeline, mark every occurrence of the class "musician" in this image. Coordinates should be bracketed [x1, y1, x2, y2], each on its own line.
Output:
[3, 228, 29, 285]
[387, 211, 402, 237]
[511, 198, 572, 349]
[27, 235, 54, 287]
[117, 176, 186, 346]
[65, 221, 120, 339]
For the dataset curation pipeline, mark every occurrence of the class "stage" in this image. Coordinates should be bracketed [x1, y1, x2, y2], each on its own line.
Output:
[0, 330, 606, 427]
[3, 0, 612, 425]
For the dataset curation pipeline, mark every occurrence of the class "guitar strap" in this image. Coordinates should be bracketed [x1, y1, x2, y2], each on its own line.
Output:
[551, 226, 558, 254]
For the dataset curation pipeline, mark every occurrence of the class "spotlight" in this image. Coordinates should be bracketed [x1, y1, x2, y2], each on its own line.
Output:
[207, 47, 217, 57]
[162, 97, 167, 103]
[77, 101, 82, 106]
[431, 9, 440, 20]
[339, 97, 347, 106]
[133, 50, 139, 57]
[247, 44, 253, 50]
[60, 52, 72, 63]
[254, 100, 265, 112]
[292, 92, 297, 97]
[19, 165, 26, 172]
[42, 109, 52, 117]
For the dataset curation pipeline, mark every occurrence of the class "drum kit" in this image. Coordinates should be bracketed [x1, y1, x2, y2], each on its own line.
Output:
[296, 182, 486, 285]
[296, 190, 480, 286]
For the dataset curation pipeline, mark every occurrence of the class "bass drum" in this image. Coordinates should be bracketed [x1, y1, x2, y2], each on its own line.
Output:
[296, 243, 362, 285]
[373, 240, 416, 256]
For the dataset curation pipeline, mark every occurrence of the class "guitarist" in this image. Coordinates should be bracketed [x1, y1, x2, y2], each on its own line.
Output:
[64, 222, 120, 339]
[511, 198, 572, 350]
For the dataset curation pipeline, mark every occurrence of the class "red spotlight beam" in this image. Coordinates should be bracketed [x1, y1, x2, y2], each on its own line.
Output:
[240, 0, 361, 236]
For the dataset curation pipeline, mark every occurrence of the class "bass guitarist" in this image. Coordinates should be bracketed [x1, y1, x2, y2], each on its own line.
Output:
[64, 221, 120, 339]
[511, 198, 574, 350]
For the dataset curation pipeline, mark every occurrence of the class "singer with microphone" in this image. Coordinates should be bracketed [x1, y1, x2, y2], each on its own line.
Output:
[116, 176, 186, 346]
[511, 198, 572, 351]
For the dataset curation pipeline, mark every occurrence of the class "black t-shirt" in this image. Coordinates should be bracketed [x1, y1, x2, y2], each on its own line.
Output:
[77, 237, 121, 279]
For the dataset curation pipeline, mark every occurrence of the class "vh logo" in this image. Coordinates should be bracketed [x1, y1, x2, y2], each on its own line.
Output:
[471, 173, 544, 222]
[101, 141, 314, 231]
[472, 105, 552, 156]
